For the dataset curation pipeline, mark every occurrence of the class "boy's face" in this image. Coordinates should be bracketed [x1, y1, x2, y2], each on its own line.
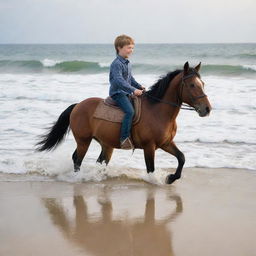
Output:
[118, 44, 134, 58]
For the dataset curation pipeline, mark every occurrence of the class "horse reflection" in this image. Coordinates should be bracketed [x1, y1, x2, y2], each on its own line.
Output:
[42, 190, 183, 256]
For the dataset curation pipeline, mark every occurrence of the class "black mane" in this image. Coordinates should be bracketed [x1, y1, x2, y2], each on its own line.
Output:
[145, 69, 182, 104]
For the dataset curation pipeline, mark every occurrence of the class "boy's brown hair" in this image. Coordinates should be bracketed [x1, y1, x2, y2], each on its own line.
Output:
[114, 34, 135, 54]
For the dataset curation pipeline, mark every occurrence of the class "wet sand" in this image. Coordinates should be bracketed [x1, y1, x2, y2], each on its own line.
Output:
[0, 168, 256, 256]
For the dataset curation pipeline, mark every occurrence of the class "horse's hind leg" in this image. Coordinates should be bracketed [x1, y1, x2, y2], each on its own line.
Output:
[161, 141, 185, 184]
[72, 137, 92, 172]
[96, 144, 114, 165]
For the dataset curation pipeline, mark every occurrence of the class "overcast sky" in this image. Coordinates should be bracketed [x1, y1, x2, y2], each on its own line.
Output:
[0, 0, 255, 44]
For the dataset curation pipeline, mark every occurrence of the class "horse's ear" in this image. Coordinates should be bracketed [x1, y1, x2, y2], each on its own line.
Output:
[194, 62, 201, 72]
[184, 61, 189, 74]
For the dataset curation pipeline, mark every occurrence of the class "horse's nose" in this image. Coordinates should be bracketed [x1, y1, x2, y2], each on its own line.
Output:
[206, 106, 210, 114]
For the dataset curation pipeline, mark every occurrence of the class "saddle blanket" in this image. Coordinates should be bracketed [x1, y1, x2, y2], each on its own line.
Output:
[93, 96, 141, 124]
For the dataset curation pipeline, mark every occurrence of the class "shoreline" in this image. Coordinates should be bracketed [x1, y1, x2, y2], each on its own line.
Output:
[0, 167, 255, 182]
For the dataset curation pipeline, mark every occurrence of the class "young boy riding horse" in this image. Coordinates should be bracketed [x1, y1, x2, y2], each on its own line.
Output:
[109, 34, 145, 149]
[36, 40, 212, 184]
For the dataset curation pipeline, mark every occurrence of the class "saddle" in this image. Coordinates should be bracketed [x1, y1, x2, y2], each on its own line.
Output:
[93, 95, 141, 125]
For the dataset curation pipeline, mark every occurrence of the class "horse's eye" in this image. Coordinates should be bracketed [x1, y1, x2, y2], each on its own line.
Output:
[190, 83, 195, 88]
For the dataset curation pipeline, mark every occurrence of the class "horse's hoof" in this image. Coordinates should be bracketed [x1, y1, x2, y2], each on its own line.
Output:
[74, 165, 80, 172]
[166, 174, 177, 184]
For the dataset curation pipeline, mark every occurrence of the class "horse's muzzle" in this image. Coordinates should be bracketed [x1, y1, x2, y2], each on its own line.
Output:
[195, 104, 211, 117]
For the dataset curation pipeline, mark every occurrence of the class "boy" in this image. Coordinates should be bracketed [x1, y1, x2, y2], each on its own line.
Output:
[109, 34, 145, 149]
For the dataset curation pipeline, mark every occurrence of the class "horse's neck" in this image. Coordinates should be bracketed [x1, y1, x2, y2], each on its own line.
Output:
[154, 74, 182, 121]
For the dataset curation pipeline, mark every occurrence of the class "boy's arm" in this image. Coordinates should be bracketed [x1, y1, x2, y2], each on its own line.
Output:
[131, 75, 143, 89]
[111, 63, 137, 94]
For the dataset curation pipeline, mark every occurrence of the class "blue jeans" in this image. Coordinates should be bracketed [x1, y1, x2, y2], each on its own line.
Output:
[111, 93, 135, 141]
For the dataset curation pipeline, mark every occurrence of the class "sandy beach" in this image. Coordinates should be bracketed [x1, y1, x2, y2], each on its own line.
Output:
[0, 167, 256, 256]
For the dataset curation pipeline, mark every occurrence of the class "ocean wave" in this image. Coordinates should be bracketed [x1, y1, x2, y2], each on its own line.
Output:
[14, 95, 71, 103]
[134, 63, 256, 76]
[176, 139, 256, 145]
[201, 64, 256, 76]
[194, 52, 256, 60]
[41, 58, 61, 67]
[0, 59, 109, 73]
[0, 59, 256, 76]
[232, 53, 256, 59]
[242, 64, 256, 71]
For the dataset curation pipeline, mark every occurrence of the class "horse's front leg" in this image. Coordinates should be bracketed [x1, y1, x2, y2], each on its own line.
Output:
[143, 144, 156, 173]
[161, 141, 185, 184]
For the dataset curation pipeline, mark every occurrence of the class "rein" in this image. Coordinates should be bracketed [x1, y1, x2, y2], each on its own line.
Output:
[144, 70, 207, 111]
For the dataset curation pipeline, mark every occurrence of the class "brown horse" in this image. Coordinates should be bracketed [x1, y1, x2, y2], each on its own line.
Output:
[36, 61, 211, 184]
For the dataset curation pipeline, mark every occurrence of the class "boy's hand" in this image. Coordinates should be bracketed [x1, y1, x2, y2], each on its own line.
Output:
[140, 85, 146, 90]
[134, 89, 143, 96]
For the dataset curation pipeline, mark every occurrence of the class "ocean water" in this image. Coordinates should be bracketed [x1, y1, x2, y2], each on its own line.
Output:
[0, 43, 255, 184]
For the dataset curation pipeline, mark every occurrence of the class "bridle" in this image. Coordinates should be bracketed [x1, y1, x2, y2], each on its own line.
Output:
[144, 69, 207, 111]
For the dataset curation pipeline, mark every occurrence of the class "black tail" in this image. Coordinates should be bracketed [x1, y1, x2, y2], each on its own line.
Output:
[35, 104, 77, 151]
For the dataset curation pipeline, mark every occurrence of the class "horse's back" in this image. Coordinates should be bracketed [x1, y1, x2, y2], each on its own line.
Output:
[70, 97, 103, 135]
[72, 97, 102, 116]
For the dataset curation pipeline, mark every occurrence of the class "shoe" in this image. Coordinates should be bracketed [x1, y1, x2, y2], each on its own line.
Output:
[120, 137, 134, 150]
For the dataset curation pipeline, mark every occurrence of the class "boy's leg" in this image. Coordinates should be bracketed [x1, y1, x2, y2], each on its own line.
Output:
[111, 93, 135, 143]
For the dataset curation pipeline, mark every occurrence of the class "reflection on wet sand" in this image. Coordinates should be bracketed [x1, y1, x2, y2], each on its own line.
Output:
[42, 188, 183, 256]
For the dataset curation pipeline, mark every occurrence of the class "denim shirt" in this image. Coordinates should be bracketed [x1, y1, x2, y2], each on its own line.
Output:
[109, 54, 142, 97]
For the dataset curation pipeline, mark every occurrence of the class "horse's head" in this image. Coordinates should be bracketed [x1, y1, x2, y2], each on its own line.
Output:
[180, 62, 212, 117]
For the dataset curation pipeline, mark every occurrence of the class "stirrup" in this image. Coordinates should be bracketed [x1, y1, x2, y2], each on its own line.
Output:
[120, 137, 134, 150]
